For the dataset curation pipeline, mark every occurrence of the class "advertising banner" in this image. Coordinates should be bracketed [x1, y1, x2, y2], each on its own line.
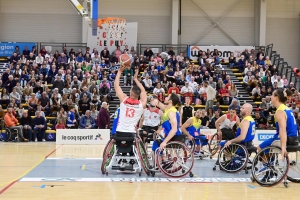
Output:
[87, 19, 138, 54]
[188, 45, 255, 61]
[56, 129, 110, 145]
[0, 42, 36, 57]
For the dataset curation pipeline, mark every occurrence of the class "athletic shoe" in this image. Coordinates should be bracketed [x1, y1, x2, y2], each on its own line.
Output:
[35, 138, 37, 142]
[42, 139, 46, 142]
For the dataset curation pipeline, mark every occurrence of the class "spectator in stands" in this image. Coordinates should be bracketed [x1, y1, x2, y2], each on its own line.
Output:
[0, 87, 10, 108]
[228, 83, 238, 103]
[33, 111, 46, 142]
[20, 111, 33, 141]
[97, 102, 110, 129]
[5, 75, 15, 93]
[50, 92, 60, 113]
[90, 105, 99, 122]
[228, 99, 240, 115]
[211, 110, 221, 128]
[291, 102, 299, 114]
[79, 110, 96, 129]
[204, 81, 216, 110]
[99, 81, 111, 103]
[200, 110, 209, 129]
[35, 53, 44, 67]
[181, 81, 194, 103]
[67, 105, 77, 129]
[143, 74, 154, 92]
[4, 106, 27, 141]
[144, 47, 154, 60]
[58, 53, 68, 67]
[254, 111, 268, 129]
[57, 107, 67, 125]
[252, 85, 261, 100]
[10, 87, 21, 105]
[79, 94, 90, 114]
[52, 76, 64, 94]
[55, 118, 66, 129]
[237, 55, 247, 73]
[228, 52, 236, 68]
[123, 66, 133, 86]
[28, 93, 39, 114]
[180, 97, 194, 126]
[0, 105, 4, 120]
[23, 46, 30, 56]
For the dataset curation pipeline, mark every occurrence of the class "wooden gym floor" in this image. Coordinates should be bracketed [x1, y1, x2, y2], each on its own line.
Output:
[0, 142, 299, 200]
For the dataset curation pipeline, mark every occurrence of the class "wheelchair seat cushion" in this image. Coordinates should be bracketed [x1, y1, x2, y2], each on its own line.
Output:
[114, 132, 135, 142]
[170, 135, 186, 143]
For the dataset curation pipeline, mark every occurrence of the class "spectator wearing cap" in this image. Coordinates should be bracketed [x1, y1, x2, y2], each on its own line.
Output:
[97, 102, 110, 129]
[79, 110, 96, 129]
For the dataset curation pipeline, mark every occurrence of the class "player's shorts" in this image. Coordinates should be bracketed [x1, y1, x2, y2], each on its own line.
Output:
[194, 135, 208, 146]
[152, 134, 185, 151]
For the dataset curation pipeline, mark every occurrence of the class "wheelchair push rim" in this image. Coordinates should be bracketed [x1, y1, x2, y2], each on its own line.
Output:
[218, 143, 249, 173]
[101, 139, 115, 174]
[155, 141, 194, 178]
[251, 146, 289, 187]
[209, 133, 220, 156]
[136, 138, 151, 176]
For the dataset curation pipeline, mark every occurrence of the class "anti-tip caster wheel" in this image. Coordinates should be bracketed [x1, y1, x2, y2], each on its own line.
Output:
[139, 172, 142, 177]
[250, 177, 255, 183]
[210, 156, 212, 159]
[213, 166, 216, 171]
[284, 182, 288, 188]
[189, 172, 194, 178]
[245, 170, 248, 174]
[151, 171, 155, 177]
[105, 172, 108, 176]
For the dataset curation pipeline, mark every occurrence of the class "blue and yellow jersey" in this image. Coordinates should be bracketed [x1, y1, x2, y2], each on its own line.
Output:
[275, 104, 298, 137]
[186, 117, 202, 137]
[111, 108, 120, 135]
[236, 116, 256, 143]
[161, 106, 181, 136]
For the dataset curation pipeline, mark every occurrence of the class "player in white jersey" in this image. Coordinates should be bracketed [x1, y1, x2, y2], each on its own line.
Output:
[114, 65, 147, 135]
[215, 108, 240, 140]
[139, 103, 163, 142]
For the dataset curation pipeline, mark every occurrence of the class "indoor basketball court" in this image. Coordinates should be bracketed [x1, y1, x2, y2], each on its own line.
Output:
[1, 0, 300, 199]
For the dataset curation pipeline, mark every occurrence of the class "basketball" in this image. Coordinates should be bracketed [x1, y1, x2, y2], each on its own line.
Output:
[119, 54, 132, 66]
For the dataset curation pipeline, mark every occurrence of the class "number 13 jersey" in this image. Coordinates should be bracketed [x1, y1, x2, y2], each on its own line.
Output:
[116, 97, 144, 133]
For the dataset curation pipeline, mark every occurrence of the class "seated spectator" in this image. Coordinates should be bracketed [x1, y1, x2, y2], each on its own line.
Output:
[79, 94, 90, 114]
[4, 106, 27, 141]
[67, 105, 77, 129]
[55, 118, 66, 129]
[28, 93, 39, 115]
[38, 92, 50, 116]
[252, 85, 261, 100]
[0, 105, 5, 120]
[228, 99, 241, 115]
[33, 111, 46, 142]
[97, 102, 110, 129]
[254, 112, 268, 129]
[79, 110, 96, 129]
[50, 93, 61, 113]
[143, 74, 154, 92]
[200, 109, 209, 129]
[19, 111, 33, 141]
[90, 105, 99, 122]
[211, 110, 221, 128]
[9, 87, 21, 105]
[218, 84, 229, 105]
[123, 66, 133, 86]
[99, 81, 111, 103]
[181, 81, 194, 103]
[153, 83, 165, 102]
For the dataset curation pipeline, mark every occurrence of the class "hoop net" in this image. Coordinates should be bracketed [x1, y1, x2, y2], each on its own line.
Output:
[98, 18, 126, 39]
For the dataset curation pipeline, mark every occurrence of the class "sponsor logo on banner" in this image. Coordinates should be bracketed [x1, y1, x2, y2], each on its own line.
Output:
[56, 129, 109, 144]
[0, 42, 36, 57]
[258, 133, 274, 141]
[87, 18, 138, 54]
[188, 46, 255, 61]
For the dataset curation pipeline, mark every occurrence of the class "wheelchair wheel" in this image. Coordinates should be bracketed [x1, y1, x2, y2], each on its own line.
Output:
[208, 133, 220, 156]
[218, 144, 249, 173]
[156, 141, 194, 178]
[251, 146, 289, 187]
[1, 129, 12, 142]
[184, 138, 196, 153]
[102, 139, 113, 158]
[101, 139, 115, 174]
[286, 151, 300, 183]
[136, 138, 150, 176]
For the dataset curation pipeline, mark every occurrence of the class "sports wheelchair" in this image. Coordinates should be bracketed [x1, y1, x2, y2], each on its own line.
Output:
[185, 134, 212, 160]
[0, 120, 19, 142]
[101, 133, 150, 176]
[146, 132, 195, 178]
[212, 142, 257, 174]
[251, 137, 300, 187]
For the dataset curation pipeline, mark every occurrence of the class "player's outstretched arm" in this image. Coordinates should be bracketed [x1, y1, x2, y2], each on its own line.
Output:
[133, 69, 147, 108]
[114, 64, 127, 102]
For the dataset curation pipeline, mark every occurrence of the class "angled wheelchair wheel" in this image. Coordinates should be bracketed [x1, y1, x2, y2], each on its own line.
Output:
[101, 139, 115, 174]
[136, 138, 150, 176]
[286, 151, 300, 183]
[102, 139, 113, 158]
[156, 141, 194, 178]
[184, 138, 196, 153]
[251, 146, 289, 187]
[208, 133, 220, 156]
[218, 143, 249, 173]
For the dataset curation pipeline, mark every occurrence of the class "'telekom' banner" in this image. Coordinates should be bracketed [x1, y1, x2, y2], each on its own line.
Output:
[87, 21, 138, 54]
[188, 46, 255, 61]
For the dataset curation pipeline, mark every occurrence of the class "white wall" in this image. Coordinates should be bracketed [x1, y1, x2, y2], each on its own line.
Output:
[0, 0, 82, 43]
[266, 0, 300, 68]
[181, 0, 255, 46]
[97, 0, 172, 44]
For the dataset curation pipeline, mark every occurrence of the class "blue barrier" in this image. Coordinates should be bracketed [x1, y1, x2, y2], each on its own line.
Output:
[0, 42, 36, 57]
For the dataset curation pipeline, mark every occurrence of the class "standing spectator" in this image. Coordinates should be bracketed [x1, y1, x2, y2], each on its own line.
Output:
[97, 102, 110, 129]
[204, 81, 216, 110]
[4, 106, 27, 141]
[19, 111, 33, 141]
[67, 105, 77, 129]
[79, 110, 96, 129]
[33, 111, 46, 142]
[180, 97, 194, 126]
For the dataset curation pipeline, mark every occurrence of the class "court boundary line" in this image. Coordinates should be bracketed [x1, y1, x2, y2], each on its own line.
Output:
[0, 145, 63, 195]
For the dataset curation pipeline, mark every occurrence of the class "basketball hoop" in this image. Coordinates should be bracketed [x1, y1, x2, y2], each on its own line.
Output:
[98, 17, 126, 39]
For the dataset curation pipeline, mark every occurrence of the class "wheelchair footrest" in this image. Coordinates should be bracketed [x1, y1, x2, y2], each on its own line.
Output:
[112, 165, 134, 171]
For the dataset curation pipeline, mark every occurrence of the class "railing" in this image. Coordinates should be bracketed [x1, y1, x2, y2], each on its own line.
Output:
[138, 44, 189, 57]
